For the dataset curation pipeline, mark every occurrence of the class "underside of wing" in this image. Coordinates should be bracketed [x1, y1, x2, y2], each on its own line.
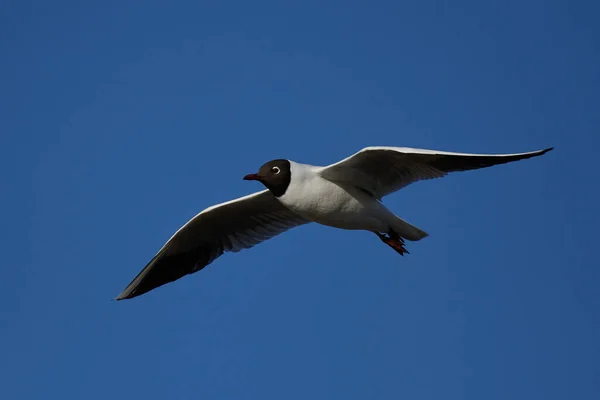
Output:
[116, 190, 309, 300]
[320, 146, 553, 199]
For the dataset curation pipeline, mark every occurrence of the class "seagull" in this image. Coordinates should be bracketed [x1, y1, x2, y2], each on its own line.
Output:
[116, 146, 552, 300]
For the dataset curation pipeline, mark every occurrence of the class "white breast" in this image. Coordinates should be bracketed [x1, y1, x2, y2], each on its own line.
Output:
[277, 161, 391, 231]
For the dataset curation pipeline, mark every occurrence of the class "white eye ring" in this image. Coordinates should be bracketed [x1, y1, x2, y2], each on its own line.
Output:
[271, 166, 281, 174]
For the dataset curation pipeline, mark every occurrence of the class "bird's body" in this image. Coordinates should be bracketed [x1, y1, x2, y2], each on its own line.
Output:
[280, 161, 425, 236]
[116, 145, 552, 300]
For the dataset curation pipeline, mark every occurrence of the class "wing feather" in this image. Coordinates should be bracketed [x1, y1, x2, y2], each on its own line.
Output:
[320, 146, 552, 199]
[116, 190, 308, 300]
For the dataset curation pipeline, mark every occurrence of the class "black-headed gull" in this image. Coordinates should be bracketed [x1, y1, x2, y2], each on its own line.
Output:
[116, 146, 552, 300]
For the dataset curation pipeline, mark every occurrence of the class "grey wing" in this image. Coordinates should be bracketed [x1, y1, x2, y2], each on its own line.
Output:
[319, 146, 553, 199]
[116, 190, 309, 300]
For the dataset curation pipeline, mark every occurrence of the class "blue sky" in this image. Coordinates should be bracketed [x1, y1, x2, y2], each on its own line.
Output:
[2, 0, 599, 398]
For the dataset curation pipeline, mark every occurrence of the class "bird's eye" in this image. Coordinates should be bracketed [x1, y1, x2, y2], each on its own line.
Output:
[271, 166, 280, 174]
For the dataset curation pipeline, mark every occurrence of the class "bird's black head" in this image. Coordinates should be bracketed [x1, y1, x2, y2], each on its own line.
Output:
[243, 159, 291, 197]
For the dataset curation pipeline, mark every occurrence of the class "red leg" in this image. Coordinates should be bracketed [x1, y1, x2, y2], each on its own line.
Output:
[373, 231, 409, 256]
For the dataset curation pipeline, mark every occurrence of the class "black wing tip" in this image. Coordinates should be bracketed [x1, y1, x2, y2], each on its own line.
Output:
[518, 146, 553, 160]
[114, 284, 143, 301]
[113, 280, 167, 302]
[114, 245, 217, 302]
[114, 291, 133, 301]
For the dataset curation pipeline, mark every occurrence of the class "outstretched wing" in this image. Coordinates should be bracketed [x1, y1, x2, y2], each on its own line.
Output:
[319, 146, 552, 199]
[116, 190, 309, 300]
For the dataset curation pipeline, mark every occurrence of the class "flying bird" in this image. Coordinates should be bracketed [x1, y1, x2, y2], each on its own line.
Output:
[116, 146, 552, 300]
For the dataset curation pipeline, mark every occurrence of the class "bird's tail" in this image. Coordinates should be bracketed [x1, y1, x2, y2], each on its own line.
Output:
[391, 216, 429, 241]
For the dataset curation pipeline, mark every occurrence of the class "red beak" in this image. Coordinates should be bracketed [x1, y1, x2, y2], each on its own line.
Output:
[243, 173, 261, 181]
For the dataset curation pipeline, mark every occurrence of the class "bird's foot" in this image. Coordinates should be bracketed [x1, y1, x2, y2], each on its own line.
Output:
[373, 231, 409, 256]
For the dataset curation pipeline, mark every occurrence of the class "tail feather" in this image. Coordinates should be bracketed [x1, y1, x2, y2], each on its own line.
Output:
[391, 216, 429, 241]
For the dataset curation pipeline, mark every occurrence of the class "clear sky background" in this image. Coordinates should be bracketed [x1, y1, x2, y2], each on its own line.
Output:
[2, 0, 599, 399]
